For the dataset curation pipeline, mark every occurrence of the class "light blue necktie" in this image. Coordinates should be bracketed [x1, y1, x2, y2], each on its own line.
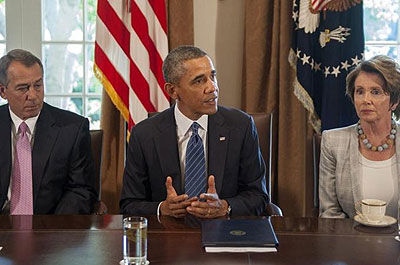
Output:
[185, 122, 206, 198]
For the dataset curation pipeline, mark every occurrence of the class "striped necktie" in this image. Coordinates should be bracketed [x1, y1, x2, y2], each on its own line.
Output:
[185, 122, 206, 198]
[10, 122, 33, 215]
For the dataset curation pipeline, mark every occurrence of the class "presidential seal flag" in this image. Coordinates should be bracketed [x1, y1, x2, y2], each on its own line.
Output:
[289, 0, 364, 132]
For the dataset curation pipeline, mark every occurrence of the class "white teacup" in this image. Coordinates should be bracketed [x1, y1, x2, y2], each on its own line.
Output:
[355, 199, 387, 223]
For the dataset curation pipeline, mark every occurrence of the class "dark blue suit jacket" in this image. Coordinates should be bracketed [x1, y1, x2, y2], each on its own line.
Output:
[0, 103, 97, 214]
[120, 106, 268, 215]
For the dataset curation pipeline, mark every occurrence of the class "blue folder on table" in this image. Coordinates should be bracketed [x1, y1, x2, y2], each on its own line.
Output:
[201, 218, 279, 252]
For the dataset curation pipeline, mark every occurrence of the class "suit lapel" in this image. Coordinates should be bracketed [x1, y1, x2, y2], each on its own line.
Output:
[207, 111, 229, 194]
[0, 105, 11, 204]
[153, 108, 182, 194]
[32, 103, 59, 205]
[349, 124, 362, 205]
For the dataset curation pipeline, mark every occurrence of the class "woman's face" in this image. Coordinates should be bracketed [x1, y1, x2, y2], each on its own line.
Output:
[353, 71, 395, 123]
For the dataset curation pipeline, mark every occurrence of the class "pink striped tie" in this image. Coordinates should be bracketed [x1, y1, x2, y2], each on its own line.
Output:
[10, 122, 33, 215]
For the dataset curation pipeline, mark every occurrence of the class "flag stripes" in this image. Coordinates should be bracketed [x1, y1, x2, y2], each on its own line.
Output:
[95, 0, 169, 132]
[311, 0, 330, 11]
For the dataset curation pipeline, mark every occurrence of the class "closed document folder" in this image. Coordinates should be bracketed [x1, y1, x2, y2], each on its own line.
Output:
[201, 218, 279, 253]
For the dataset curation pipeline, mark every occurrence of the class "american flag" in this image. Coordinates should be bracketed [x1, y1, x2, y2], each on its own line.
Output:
[94, 0, 170, 131]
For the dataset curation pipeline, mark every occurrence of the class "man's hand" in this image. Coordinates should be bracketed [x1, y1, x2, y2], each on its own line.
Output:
[160, 176, 196, 218]
[186, 175, 228, 218]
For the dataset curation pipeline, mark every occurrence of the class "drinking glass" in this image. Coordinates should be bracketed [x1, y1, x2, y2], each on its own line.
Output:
[122, 217, 149, 265]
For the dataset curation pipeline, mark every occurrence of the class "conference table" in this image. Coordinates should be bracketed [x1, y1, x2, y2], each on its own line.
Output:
[0, 215, 398, 265]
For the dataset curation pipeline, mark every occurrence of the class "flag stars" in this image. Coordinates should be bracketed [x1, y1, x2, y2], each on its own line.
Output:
[341, 60, 350, 71]
[300, 54, 310, 65]
[292, 10, 299, 21]
[351, 55, 361, 66]
[296, 48, 301, 58]
[324, 66, 330, 77]
[314, 62, 321, 72]
[331, 66, 341, 77]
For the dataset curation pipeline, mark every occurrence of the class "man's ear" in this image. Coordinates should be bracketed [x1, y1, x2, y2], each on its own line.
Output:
[0, 84, 6, 100]
[165, 82, 178, 100]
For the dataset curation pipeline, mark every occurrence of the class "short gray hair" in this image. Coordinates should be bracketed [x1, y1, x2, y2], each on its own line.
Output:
[162, 45, 208, 84]
[0, 49, 43, 86]
[346, 55, 400, 118]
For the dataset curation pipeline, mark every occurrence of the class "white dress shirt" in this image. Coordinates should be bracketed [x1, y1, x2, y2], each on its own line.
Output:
[174, 104, 208, 188]
[157, 105, 209, 217]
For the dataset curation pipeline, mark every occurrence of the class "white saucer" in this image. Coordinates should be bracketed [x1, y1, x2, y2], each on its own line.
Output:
[354, 214, 397, 227]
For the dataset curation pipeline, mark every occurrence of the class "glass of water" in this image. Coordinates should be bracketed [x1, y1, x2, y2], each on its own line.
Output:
[122, 217, 149, 265]
[395, 200, 400, 242]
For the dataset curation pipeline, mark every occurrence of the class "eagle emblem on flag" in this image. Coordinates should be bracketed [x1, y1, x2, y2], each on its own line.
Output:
[299, 0, 362, 33]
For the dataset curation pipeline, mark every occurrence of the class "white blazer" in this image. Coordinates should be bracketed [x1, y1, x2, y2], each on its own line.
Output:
[319, 123, 400, 218]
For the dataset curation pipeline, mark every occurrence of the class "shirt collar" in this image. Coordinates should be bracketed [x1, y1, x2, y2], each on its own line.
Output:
[174, 104, 208, 137]
[9, 106, 40, 134]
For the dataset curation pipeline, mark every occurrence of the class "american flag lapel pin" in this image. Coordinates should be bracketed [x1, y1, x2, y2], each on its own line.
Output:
[219, 136, 226, 141]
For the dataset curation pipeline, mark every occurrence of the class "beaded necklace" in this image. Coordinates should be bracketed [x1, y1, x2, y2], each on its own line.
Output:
[357, 119, 397, 152]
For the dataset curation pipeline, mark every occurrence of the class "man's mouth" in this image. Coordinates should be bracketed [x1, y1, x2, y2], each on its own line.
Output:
[25, 105, 38, 110]
[205, 97, 217, 103]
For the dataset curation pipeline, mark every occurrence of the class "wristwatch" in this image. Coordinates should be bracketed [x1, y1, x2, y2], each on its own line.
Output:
[226, 203, 232, 216]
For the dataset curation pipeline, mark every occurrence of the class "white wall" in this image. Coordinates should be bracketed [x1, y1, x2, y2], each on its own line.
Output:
[193, 0, 244, 109]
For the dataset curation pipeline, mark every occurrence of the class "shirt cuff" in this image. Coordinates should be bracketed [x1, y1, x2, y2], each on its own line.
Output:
[157, 201, 163, 223]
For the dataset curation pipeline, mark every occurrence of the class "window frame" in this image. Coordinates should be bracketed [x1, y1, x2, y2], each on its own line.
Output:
[3, 0, 101, 128]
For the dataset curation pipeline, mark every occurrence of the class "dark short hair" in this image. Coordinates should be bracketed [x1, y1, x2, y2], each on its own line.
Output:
[346, 55, 400, 118]
[162, 45, 208, 84]
[0, 49, 43, 86]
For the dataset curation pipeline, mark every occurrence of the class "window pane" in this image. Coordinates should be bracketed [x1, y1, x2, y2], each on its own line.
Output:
[365, 45, 397, 60]
[87, 44, 102, 94]
[45, 96, 83, 115]
[0, 43, 5, 57]
[86, 0, 97, 41]
[43, 44, 84, 94]
[87, 97, 101, 129]
[364, 1, 399, 41]
[43, 0, 83, 41]
[0, 0, 5, 40]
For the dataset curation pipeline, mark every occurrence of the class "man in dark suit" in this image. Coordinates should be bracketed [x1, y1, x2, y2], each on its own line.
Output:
[0, 49, 97, 214]
[120, 46, 268, 218]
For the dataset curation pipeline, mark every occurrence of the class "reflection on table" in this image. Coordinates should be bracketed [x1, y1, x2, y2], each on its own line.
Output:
[0, 215, 398, 265]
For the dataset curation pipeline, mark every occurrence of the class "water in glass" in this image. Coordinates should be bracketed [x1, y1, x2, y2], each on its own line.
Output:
[123, 217, 148, 264]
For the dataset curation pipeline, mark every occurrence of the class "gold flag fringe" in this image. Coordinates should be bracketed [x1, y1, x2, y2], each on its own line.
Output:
[93, 63, 131, 141]
[288, 48, 321, 133]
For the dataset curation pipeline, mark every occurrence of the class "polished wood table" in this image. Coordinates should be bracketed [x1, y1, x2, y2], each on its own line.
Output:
[0, 215, 398, 265]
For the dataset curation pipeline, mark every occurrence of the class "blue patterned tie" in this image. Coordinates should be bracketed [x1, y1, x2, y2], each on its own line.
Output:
[185, 122, 206, 198]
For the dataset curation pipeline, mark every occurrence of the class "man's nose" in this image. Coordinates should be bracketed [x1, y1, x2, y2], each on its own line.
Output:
[26, 86, 37, 99]
[205, 78, 217, 93]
